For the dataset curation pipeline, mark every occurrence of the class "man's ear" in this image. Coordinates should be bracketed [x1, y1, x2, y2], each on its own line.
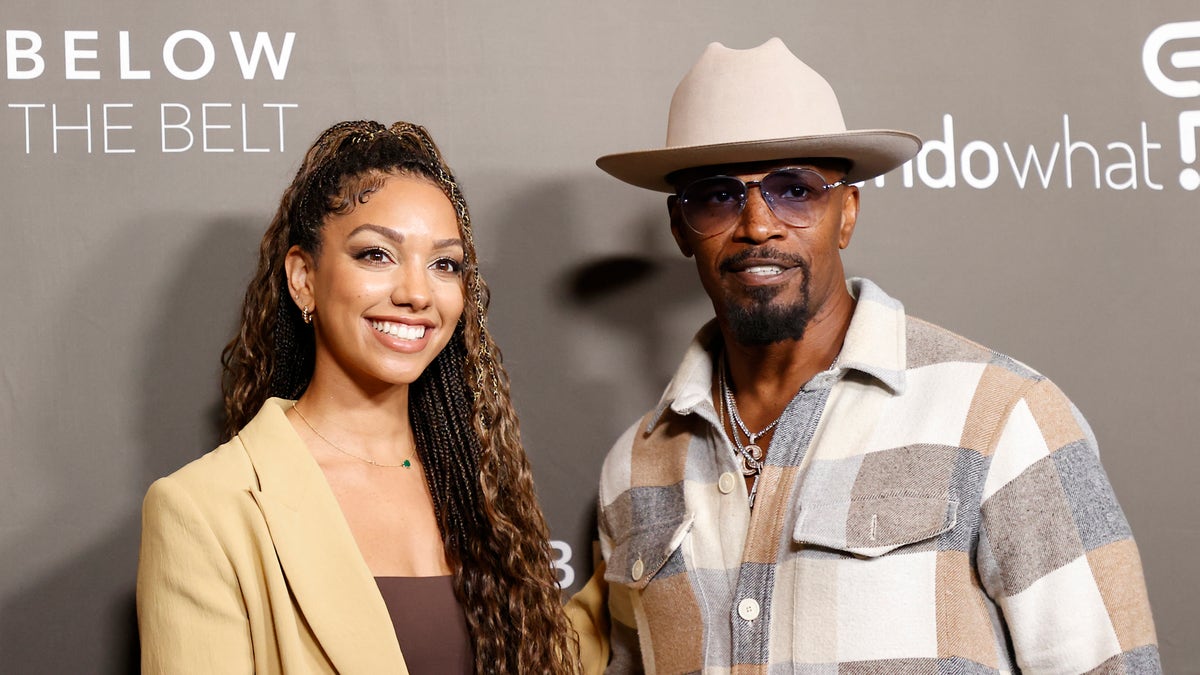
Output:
[667, 195, 694, 258]
[837, 185, 860, 250]
[284, 245, 316, 312]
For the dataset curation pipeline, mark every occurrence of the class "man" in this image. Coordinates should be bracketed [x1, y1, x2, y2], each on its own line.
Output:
[567, 38, 1159, 674]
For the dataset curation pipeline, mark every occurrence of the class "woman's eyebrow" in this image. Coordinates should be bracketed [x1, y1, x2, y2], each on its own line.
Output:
[348, 223, 404, 245]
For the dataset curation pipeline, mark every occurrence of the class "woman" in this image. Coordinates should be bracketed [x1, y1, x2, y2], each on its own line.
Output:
[137, 120, 580, 674]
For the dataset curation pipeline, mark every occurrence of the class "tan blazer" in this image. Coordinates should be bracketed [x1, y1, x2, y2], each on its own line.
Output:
[137, 398, 410, 674]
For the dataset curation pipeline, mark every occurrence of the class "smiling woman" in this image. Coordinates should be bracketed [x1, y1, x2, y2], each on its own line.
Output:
[287, 178, 467, 391]
[135, 120, 581, 674]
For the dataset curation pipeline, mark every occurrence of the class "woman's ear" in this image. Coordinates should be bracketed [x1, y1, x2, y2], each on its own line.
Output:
[284, 245, 316, 313]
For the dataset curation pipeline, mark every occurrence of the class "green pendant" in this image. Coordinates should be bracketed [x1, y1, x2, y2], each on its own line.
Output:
[402, 459, 411, 468]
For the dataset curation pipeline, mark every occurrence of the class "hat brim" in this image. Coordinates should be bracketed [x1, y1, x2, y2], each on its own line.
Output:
[596, 130, 922, 192]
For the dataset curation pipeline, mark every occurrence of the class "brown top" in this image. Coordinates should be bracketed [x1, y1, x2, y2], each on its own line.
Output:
[374, 575, 474, 674]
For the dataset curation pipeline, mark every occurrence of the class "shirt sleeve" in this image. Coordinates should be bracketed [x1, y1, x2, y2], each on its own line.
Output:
[136, 476, 254, 675]
[977, 377, 1160, 674]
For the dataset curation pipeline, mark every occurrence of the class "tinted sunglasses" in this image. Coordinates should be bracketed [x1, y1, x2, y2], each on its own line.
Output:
[677, 167, 849, 237]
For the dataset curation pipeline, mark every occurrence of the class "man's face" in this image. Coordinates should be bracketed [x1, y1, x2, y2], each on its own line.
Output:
[668, 159, 859, 346]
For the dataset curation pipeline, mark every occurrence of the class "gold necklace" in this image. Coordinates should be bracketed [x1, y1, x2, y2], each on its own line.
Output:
[292, 403, 413, 468]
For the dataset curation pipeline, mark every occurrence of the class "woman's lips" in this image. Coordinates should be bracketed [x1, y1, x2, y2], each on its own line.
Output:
[370, 319, 426, 340]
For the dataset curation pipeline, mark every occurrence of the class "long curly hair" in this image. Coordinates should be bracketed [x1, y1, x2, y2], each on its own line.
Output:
[220, 120, 580, 673]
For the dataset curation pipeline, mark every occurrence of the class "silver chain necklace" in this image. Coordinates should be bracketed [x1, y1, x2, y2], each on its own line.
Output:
[718, 359, 782, 509]
[717, 351, 842, 508]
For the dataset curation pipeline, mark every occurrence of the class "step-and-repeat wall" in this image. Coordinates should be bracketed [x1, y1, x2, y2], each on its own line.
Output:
[2, 2, 1196, 671]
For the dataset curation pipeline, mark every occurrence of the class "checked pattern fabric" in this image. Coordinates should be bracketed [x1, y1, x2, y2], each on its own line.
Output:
[592, 278, 1159, 675]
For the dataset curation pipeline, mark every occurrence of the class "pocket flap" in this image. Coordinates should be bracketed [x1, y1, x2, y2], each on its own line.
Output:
[793, 496, 958, 558]
[604, 513, 695, 590]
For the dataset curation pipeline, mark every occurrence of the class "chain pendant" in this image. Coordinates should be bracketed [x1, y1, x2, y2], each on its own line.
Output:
[739, 454, 758, 476]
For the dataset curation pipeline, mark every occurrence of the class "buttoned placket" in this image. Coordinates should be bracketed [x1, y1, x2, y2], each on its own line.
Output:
[664, 351, 843, 670]
[721, 383, 834, 669]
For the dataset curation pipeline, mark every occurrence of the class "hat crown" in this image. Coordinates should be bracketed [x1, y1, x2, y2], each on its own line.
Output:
[595, 37, 921, 191]
[665, 38, 848, 149]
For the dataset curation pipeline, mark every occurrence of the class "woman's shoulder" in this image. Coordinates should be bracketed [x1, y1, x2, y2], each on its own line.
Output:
[147, 398, 296, 503]
[145, 435, 258, 512]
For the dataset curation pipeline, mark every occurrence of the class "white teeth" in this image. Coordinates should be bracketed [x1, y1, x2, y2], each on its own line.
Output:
[370, 320, 426, 340]
[745, 265, 784, 276]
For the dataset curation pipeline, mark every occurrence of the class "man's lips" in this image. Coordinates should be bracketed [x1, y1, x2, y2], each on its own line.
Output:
[715, 248, 811, 288]
[729, 265, 800, 286]
[729, 261, 789, 274]
[719, 249, 806, 282]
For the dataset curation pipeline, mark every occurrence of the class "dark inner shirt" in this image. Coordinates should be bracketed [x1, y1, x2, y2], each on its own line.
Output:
[374, 575, 473, 674]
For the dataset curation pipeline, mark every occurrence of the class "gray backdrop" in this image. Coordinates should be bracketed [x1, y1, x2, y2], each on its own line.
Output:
[2, 2, 1197, 672]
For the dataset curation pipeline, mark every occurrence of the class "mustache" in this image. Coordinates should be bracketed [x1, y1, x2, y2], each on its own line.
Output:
[718, 247, 808, 274]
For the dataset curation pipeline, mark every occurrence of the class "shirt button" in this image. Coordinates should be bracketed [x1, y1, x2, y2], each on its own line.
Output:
[738, 598, 760, 621]
[631, 557, 645, 581]
[718, 472, 736, 494]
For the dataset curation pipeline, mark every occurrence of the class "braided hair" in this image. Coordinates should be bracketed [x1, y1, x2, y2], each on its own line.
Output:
[220, 120, 580, 673]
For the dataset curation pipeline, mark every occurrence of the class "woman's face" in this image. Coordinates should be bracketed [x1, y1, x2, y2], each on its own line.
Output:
[288, 174, 466, 391]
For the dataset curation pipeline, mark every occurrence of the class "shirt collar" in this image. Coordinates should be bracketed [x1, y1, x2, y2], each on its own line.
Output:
[646, 277, 908, 432]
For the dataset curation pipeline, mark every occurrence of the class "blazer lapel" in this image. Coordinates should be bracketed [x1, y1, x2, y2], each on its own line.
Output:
[241, 399, 408, 674]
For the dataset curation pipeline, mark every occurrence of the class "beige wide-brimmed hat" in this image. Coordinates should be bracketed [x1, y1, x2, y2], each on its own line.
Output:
[597, 38, 922, 192]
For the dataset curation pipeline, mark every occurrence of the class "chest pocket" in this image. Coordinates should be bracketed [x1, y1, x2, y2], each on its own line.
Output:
[604, 513, 695, 590]
[793, 496, 958, 558]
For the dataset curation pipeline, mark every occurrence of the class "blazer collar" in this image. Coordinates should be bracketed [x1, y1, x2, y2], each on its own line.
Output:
[240, 398, 408, 674]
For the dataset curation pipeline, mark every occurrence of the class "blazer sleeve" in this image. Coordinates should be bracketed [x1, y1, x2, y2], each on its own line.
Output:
[565, 560, 612, 675]
[137, 476, 254, 675]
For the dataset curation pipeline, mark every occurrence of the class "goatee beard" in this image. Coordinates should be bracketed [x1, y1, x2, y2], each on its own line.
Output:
[723, 256, 812, 346]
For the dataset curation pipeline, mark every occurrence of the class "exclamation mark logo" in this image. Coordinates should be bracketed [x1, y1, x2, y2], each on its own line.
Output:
[1143, 21, 1200, 190]
[1181, 111, 1200, 191]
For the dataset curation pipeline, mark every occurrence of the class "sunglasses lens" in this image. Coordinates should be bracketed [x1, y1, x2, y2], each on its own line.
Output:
[679, 169, 839, 235]
[680, 177, 746, 235]
[760, 169, 828, 226]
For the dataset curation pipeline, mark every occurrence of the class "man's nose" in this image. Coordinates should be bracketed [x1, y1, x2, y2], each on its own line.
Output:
[732, 184, 786, 243]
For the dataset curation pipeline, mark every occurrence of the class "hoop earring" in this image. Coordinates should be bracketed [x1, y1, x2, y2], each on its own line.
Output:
[301, 306, 313, 324]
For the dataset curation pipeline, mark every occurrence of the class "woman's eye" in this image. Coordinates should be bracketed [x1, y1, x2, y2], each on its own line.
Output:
[432, 258, 463, 274]
[354, 247, 393, 264]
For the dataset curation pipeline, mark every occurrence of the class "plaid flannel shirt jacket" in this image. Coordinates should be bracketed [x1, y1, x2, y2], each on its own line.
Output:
[568, 278, 1159, 675]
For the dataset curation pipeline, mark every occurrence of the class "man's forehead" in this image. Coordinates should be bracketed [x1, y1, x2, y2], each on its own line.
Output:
[667, 157, 850, 188]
